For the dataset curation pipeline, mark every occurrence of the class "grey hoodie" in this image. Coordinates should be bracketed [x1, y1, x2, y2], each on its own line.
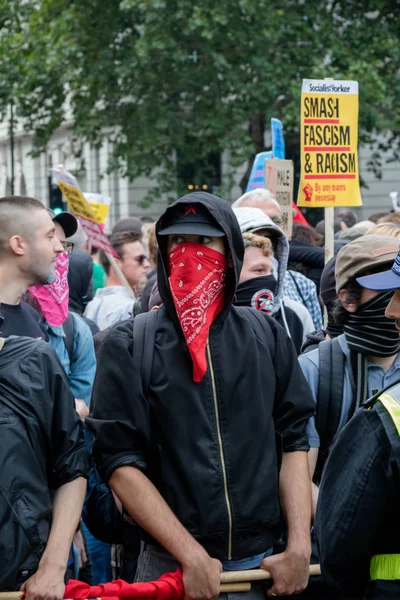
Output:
[233, 206, 313, 343]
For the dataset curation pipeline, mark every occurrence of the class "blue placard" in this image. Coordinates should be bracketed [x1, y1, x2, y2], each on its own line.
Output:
[271, 118, 285, 160]
[246, 151, 273, 192]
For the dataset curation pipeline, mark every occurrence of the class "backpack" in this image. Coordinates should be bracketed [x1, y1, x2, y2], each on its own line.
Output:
[62, 313, 75, 363]
[132, 306, 275, 397]
[132, 310, 159, 396]
[313, 337, 345, 483]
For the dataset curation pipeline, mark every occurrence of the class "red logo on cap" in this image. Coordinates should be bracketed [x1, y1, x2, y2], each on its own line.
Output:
[184, 205, 196, 216]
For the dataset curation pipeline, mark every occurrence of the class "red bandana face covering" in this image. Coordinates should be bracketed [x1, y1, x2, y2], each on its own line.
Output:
[168, 242, 227, 382]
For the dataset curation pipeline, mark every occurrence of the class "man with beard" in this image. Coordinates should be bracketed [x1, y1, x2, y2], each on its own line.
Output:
[315, 246, 400, 599]
[88, 192, 314, 599]
[0, 196, 68, 338]
[0, 196, 89, 597]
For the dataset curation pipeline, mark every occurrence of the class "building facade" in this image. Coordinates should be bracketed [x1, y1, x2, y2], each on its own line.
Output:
[0, 119, 399, 229]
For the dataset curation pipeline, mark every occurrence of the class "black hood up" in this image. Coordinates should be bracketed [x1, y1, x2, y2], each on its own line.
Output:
[68, 249, 94, 314]
[156, 192, 244, 323]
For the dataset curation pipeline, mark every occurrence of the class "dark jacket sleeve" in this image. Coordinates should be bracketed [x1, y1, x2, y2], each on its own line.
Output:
[269, 317, 314, 452]
[86, 321, 152, 482]
[315, 408, 392, 597]
[33, 344, 90, 489]
[82, 428, 125, 544]
[289, 242, 325, 268]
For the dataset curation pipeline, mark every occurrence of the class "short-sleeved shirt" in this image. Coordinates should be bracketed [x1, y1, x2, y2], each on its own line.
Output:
[300, 334, 400, 448]
[0, 301, 48, 341]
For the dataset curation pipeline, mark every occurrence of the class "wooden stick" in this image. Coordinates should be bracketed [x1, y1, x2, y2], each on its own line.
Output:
[324, 206, 335, 265]
[107, 253, 135, 298]
[220, 564, 321, 584]
[0, 566, 321, 599]
[220, 583, 252, 593]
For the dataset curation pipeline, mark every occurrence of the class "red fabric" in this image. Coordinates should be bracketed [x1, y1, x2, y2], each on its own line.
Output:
[292, 201, 309, 226]
[168, 242, 227, 382]
[65, 569, 184, 600]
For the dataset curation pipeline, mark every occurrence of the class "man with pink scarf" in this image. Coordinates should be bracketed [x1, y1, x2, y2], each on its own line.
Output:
[29, 210, 96, 413]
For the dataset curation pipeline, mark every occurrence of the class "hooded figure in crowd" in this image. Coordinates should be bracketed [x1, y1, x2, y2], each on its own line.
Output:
[234, 207, 314, 354]
[88, 192, 314, 599]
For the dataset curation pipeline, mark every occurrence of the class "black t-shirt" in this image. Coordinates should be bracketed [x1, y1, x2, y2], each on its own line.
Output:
[0, 302, 48, 341]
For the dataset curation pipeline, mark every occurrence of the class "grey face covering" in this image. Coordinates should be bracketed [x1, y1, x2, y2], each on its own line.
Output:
[344, 290, 400, 358]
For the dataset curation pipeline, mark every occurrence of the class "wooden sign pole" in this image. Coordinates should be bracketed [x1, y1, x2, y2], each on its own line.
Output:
[324, 206, 335, 265]
[107, 253, 135, 299]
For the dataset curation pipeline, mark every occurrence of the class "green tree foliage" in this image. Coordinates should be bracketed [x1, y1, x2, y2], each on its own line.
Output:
[0, 0, 399, 201]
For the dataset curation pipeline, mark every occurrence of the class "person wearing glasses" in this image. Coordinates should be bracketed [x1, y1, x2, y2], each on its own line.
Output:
[84, 230, 150, 330]
[232, 188, 285, 227]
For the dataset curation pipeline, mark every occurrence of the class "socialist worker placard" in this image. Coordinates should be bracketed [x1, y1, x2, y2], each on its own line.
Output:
[297, 79, 362, 208]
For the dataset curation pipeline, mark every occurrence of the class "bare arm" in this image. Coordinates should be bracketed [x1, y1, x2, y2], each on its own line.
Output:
[22, 477, 87, 600]
[262, 451, 312, 597]
[308, 447, 319, 520]
[110, 466, 221, 600]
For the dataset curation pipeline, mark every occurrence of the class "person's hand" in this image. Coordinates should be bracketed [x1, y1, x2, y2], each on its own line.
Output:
[20, 562, 65, 600]
[182, 549, 222, 600]
[261, 547, 310, 597]
[73, 528, 87, 569]
[75, 399, 89, 420]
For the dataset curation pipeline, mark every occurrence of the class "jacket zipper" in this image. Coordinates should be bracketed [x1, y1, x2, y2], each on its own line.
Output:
[207, 341, 233, 560]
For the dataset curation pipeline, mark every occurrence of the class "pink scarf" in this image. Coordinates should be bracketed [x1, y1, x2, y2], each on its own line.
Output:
[29, 253, 70, 326]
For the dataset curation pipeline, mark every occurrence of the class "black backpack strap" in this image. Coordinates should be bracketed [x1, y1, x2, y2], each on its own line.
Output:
[235, 306, 275, 355]
[314, 337, 345, 482]
[62, 313, 75, 363]
[132, 310, 159, 396]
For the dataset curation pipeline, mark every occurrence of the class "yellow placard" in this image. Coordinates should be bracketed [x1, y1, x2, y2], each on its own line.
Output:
[58, 182, 98, 222]
[297, 79, 362, 208]
[87, 201, 110, 224]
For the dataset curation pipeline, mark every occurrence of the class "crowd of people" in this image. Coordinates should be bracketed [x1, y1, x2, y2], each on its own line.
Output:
[2, 189, 400, 600]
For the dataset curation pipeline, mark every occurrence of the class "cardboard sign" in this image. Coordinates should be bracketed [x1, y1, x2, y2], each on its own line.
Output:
[265, 159, 294, 238]
[297, 79, 362, 208]
[52, 169, 117, 257]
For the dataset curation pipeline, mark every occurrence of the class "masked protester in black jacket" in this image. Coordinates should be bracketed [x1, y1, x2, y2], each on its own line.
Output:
[88, 192, 314, 599]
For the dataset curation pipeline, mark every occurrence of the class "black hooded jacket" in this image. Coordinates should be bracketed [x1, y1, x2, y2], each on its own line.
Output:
[68, 249, 94, 315]
[88, 192, 314, 562]
[0, 336, 90, 589]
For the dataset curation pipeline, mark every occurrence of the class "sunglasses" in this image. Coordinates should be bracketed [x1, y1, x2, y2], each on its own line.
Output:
[271, 215, 285, 226]
[134, 254, 148, 266]
[60, 241, 74, 256]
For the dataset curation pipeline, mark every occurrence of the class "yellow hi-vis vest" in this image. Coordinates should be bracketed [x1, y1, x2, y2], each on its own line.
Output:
[370, 392, 400, 581]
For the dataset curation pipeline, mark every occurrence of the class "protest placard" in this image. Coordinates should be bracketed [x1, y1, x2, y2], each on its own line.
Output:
[84, 192, 111, 225]
[271, 118, 285, 160]
[246, 151, 273, 192]
[265, 158, 294, 238]
[51, 169, 117, 257]
[297, 79, 362, 208]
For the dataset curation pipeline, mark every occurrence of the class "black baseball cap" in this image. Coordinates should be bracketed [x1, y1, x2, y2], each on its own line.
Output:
[158, 203, 225, 237]
[47, 209, 78, 238]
